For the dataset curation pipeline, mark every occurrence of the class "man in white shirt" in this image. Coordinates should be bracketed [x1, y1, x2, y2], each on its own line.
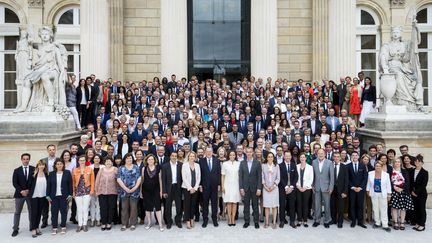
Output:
[161, 152, 183, 229]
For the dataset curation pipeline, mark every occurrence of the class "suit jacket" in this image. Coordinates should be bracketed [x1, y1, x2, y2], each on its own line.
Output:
[410, 168, 429, 198]
[166, 144, 181, 154]
[161, 162, 183, 194]
[228, 132, 244, 145]
[348, 162, 368, 191]
[199, 157, 221, 190]
[239, 159, 263, 192]
[237, 121, 248, 134]
[325, 116, 340, 132]
[334, 163, 349, 194]
[366, 171, 392, 198]
[337, 83, 347, 106]
[131, 129, 147, 144]
[181, 162, 201, 190]
[278, 161, 299, 190]
[13, 165, 35, 198]
[46, 170, 73, 199]
[312, 158, 335, 192]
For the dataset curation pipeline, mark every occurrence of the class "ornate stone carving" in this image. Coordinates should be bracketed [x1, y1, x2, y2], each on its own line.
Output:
[390, 0, 405, 8]
[28, 0, 44, 8]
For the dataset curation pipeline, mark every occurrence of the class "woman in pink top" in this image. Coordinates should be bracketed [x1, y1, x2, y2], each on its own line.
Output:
[95, 157, 118, 231]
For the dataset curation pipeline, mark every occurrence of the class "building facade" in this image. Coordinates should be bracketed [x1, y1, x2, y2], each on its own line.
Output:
[0, 0, 431, 110]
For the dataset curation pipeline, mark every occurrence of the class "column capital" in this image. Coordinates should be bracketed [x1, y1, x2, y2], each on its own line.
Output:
[28, 0, 44, 8]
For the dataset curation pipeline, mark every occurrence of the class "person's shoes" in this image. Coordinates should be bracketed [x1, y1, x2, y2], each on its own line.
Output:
[176, 222, 182, 228]
[11, 230, 18, 237]
[36, 230, 42, 236]
[358, 224, 367, 229]
[106, 225, 112, 231]
[51, 228, 57, 235]
[290, 223, 297, 229]
[96, 221, 101, 227]
[41, 223, 48, 229]
[90, 221, 95, 227]
[130, 225, 136, 231]
[312, 222, 320, 227]
[324, 223, 330, 228]
[254, 223, 260, 229]
[303, 223, 309, 228]
[83, 226, 88, 232]
[337, 223, 343, 228]
[415, 226, 426, 232]
[60, 228, 66, 235]
[383, 227, 391, 232]
[213, 221, 219, 227]
[166, 224, 172, 229]
[243, 223, 249, 228]
[373, 224, 381, 229]
[121, 226, 127, 231]
[350, 222, 356, 228]
[202, 220, 208, 228]
[76, 226, 82, 232]
[279, 223, 284, 228]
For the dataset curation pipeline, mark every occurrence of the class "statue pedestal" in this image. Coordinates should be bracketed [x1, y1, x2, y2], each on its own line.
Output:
[0, 111, 81, 212]
[358, 107, 432, 207]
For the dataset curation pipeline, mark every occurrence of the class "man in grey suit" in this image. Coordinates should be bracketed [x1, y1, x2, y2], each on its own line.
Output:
[312, 148, 335, 228]
[239, 147, 262, 229]
[228, 124, 244, 146]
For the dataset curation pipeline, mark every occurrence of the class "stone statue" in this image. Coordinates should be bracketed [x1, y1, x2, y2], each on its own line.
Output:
[378, 18, 423, 111]
[15, 26, 68, 113]
[14, 27, 33, 111]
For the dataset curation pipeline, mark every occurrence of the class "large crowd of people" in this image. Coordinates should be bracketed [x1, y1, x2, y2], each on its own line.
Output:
[11, 73, 428, 238]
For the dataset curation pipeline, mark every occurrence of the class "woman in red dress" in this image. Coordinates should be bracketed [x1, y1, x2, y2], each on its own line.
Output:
[349, 77, 362, 127]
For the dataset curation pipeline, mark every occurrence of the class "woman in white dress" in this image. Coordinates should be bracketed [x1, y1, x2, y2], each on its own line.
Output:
[221, 151, 240, 226]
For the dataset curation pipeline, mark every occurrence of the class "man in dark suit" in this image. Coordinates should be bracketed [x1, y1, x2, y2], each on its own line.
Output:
[337, 77, 347, 112]
[166, 136, 181, 154]
[239, 147, 262, 229]
[12, 153, 34, 237]
[278, 151, 298, 228]
[199, 147, 221, 227]
[94, 140, 108, 158]
[348, 151, 368, 228]
[330, 152, 349, 228]
[155, 146, 170, 165]
[162, 152, 183, 229]
[131, 122, 147, 145]
[265, 126, 276, 144]
[237, 114, 248, 135]
[290, 133, 304, 149]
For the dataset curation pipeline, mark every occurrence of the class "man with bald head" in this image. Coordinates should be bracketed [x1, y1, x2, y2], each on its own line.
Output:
[312, 148, 334, 228]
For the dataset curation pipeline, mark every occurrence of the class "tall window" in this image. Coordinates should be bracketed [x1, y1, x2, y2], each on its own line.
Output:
[54, 6, 80, 79]
[187, 0, 250, 81]
[0, 5, 19, 110]
[356, 8, 380, 84]
[417, 6, 432, 106]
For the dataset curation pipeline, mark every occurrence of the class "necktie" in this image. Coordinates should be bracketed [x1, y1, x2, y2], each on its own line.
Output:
[287, 163, 291, 186]
[24, 166, 28, 180]
[334, 165, 337, 181]
[160, 156, 163, 164]
[208, 159, 212, 171]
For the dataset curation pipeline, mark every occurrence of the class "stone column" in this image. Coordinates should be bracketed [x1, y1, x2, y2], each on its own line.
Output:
[161, 0, 187, 79]
[27, 0, 44, 29]
[312, 0, 329, 80]
[251, 0, 277, 81]
[109, 0, 124, 81]
[328, 0, 356, 81]
[80, 0, 109, 80]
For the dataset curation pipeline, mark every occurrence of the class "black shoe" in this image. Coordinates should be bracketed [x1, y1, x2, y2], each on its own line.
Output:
[373, 224, 381, 229]
[312, 222, 320, 227]
[11, 230, 18, 237]
[41, 223, 48, 229]
[166, 224, 172, 229]
[337, 224, 343, 228]
[350, 222, 356, 228]
[176, 222, 182, 228]
[358, 224, 367, 229]
[290, 223, 297, 229]
[279, 223, 284, 228]
[324, 223, 330, 228]
[243, 223, 249, 228]
[202, 221, 208, 228]
[383, 227, 391, 232]
[213, 221, 219, 227]
[254, 223, 260, 229]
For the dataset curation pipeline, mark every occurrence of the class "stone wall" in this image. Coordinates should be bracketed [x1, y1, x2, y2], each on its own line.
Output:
[123, 0, 161, 81]
[277, 0, 313, 81]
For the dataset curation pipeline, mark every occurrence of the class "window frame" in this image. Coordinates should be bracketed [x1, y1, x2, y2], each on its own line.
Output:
[417, 5, 432, 106]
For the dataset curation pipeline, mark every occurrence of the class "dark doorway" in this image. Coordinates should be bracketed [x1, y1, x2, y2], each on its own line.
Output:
[187, 0, 251, 82]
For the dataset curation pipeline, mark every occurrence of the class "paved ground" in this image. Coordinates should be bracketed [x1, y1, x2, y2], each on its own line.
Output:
[2, 211, 431, 243]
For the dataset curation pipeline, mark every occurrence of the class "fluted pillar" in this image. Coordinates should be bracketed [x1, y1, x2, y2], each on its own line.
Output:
[312, 0, 329, 80]
[109, 0, 124, 81]
[161, 0, 187, 79]
[328, 0, 356, 81]
[80, 0, 109, 79]
[251, 0, 277, 81]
